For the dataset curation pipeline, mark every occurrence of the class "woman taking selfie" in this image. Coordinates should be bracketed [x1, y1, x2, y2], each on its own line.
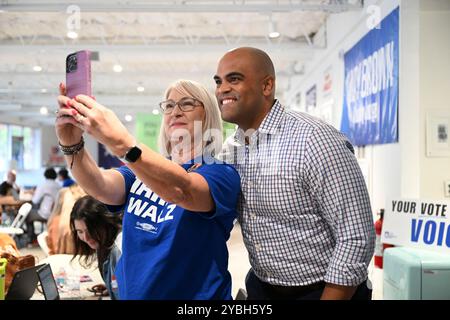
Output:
[55, 79, 240, 300]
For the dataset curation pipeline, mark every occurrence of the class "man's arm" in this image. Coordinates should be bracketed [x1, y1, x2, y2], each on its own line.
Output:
[303, 126, 375, 299]
[31, 184, 43, 204]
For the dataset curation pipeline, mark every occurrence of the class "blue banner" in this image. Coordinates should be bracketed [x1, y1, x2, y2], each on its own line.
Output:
[341, 7, 399, 146]
[98, 143, 123, 169]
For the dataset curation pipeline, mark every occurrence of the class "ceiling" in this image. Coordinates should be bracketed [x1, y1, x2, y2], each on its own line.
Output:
[0, 0, 363, 126]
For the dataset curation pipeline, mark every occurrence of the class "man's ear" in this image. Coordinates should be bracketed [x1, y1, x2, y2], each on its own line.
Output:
[262, 76, 275, 97]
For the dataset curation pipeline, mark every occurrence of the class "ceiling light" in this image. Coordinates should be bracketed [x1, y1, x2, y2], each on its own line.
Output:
[137, 86, 145, 92]
[125, 114, 133, 122]
[268, 16, 280, 39]
[41, 88, 47, 93]
[152, 109, 159, 115]
[40, 106, 48, 115]
[67, 31, 78, 39]
[269, 31, 280, 39]
[113, 64, 123, 73]
[33, 65, 42, 72]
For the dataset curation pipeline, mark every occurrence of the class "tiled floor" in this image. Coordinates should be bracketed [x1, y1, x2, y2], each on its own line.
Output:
[20, 225, 382, 300]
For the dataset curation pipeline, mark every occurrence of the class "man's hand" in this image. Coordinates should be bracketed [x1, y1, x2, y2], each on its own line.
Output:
[320, 283, 357, 300]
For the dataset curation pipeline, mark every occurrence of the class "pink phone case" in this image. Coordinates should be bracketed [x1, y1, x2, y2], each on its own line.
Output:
[66, 50, 92, 99]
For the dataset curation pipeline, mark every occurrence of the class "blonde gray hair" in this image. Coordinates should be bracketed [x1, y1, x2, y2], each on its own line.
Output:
[157, 79, 223, 158]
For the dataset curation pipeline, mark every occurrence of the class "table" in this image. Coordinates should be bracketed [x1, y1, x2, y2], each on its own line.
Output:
[0, 226, 24, 235]
[32, 254, 107, 300]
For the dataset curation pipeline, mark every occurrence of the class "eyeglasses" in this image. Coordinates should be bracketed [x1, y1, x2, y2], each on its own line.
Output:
[159, 97, 204, 114]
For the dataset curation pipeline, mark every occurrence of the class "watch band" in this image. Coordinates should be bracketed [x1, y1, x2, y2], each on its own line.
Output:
[120, 145, 142, 163]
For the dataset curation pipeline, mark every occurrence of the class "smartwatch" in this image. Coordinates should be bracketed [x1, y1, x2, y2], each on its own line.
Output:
[120, 145, 142, 163]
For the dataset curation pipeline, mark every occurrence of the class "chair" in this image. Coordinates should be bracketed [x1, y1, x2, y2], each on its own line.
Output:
[10, 202, 32, 229]
[37, 231, 50, 256]
[7, 202, 32, 249]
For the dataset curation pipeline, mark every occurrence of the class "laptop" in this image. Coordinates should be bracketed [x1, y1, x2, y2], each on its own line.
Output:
[36, 263, 60, 300]
[37, 263, 83, 300]
[5, 264, 44, 300]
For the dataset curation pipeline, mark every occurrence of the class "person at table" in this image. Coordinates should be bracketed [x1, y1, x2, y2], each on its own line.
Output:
[58, 168, 75, 188]
[70, 195, 122, 299]
[0, 170, 20, 198]
[25, 167, 61, 243]
[0, 170, 22, 225]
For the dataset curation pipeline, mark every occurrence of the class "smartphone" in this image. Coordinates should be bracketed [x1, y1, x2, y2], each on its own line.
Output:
[66, 50, 92, 99]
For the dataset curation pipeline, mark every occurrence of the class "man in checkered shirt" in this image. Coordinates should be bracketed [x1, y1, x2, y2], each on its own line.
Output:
[215, 47, 375, 300]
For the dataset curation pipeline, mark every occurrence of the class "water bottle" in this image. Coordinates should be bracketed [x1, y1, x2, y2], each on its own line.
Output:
[67, 270, 80, 292]
[0, 258, 7, 300]
[55, 267, 67, 289]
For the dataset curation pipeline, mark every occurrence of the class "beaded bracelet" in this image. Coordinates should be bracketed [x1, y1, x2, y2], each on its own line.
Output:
[58, 137, 85, 169]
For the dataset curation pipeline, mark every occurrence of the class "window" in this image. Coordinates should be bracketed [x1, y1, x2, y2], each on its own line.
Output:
[0, 123, 40, 171]
[0, 124, 8, 171]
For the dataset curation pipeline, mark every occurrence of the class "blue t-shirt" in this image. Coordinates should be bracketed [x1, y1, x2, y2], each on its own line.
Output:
[112, 160, 240, 300]
[62, 178, 75, 188]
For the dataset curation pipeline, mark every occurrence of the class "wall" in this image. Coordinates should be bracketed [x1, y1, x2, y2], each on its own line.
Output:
[419, 1, 450, 198]
[399, 0, 421, 199]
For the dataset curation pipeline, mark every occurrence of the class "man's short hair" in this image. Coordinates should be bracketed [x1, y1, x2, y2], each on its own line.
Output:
[58, 168, 69, 179]
[44, 167, 57, 180]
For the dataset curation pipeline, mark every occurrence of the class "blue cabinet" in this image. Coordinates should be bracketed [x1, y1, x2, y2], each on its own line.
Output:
[383, 247, 450, 300]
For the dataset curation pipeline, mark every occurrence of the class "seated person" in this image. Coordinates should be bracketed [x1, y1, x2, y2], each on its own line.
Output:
[46, 183, 86, 254]
[58, 168, 75, 188]
[0, 170, 20, 198]
[70, 195, 122, 300]
[0, 170, 22, 224]
[26, 167, 61, 243]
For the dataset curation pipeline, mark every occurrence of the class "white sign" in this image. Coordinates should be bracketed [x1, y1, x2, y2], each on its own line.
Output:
[382, 198, 450, 254]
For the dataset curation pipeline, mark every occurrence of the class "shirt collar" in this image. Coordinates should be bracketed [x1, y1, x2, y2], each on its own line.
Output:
[233, 99, 284, 144]
[258, 99, 284, 135]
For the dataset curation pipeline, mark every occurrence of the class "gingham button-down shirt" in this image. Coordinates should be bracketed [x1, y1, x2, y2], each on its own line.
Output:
[220, 100, 375, 286]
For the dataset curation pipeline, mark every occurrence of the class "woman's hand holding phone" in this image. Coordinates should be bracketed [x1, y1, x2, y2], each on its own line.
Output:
[56, 50, 92, 146]
[55, 82, 84, 146]
[67, 94, 135, 157]
[56, 49, 133, 157]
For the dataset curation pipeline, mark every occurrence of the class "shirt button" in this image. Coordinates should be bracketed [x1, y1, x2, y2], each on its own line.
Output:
[255, 243, 262, 252]
[250, 213, 256, 219]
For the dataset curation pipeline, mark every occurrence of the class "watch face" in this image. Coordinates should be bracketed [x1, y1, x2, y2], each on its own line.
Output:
[125, 146, 142, 163]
